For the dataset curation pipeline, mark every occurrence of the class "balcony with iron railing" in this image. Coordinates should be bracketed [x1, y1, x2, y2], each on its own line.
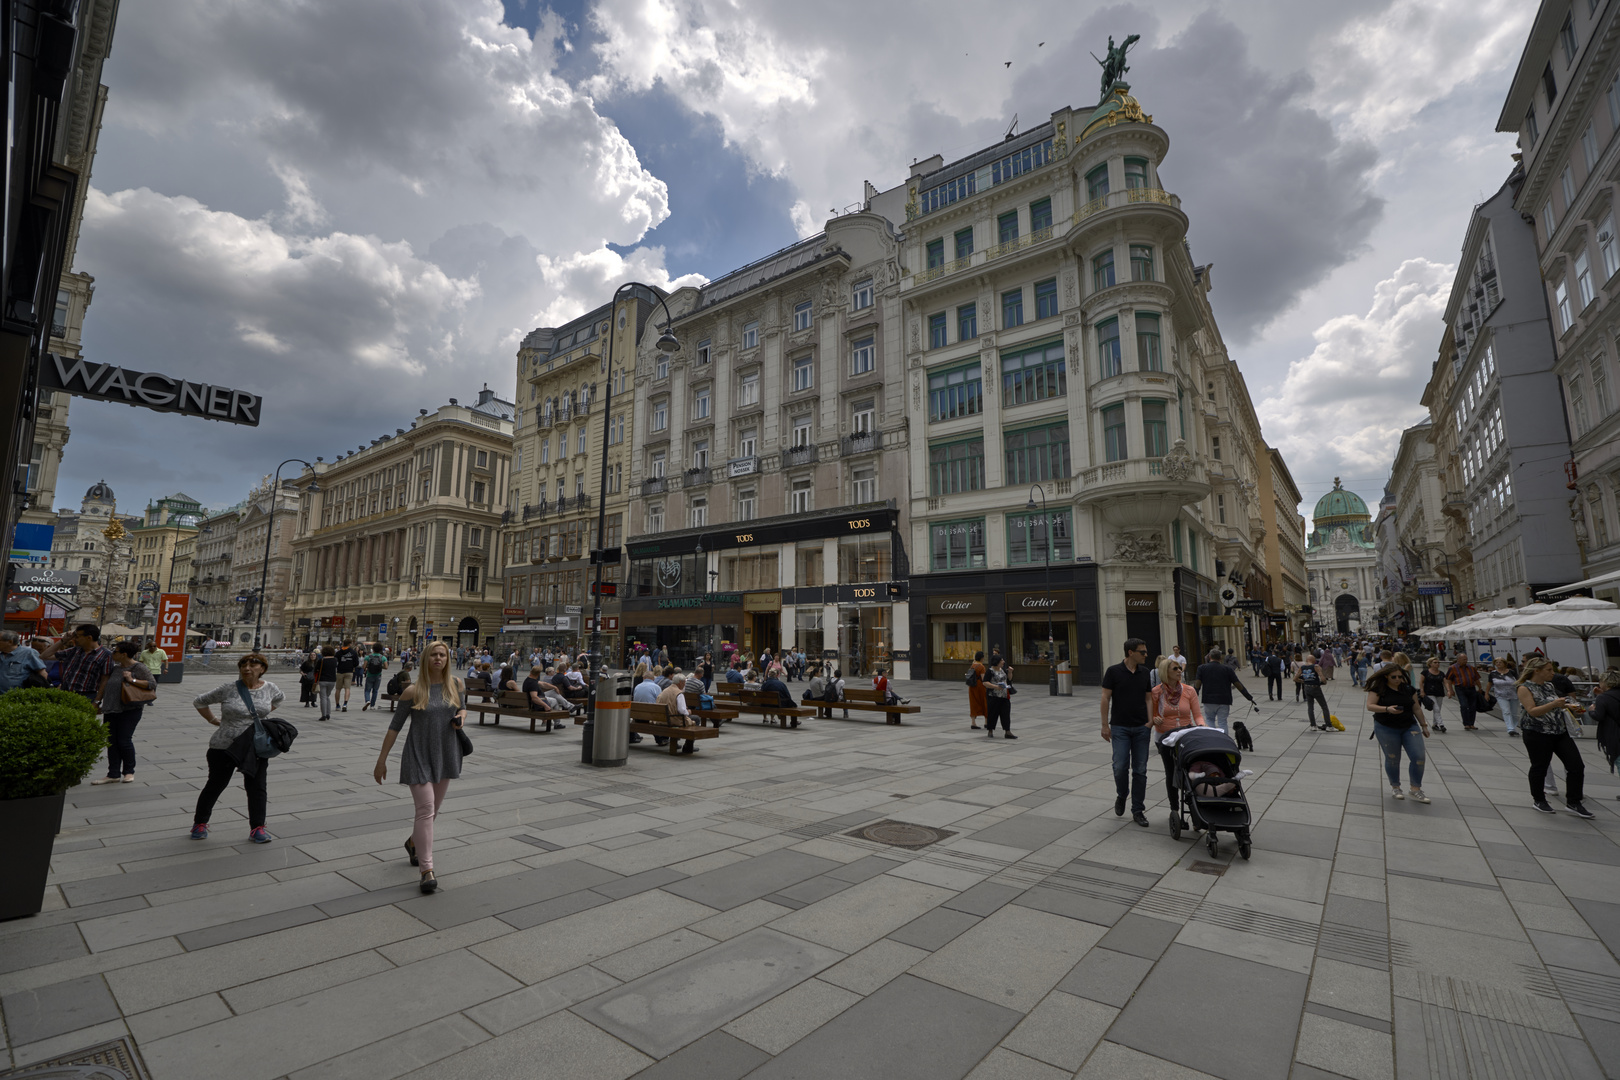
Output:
[782, 445, 818, 468]
[989, 224, 1054, 260]
[841, 431, 879, 457]
[642, 476, 666, 495]
[683, 467, 712, 488]
[1073, 187, 1179, 225]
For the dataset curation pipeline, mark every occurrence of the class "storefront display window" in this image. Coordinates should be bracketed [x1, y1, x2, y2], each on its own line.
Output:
[631, 553, 708, 597]
[837, 535, 892, 583]
[930, 619, 983, 667]
[838, 604, 891, 676]
[796, 607, 824, 663]
[796, 545, 824, 587]
[723, 551, 778, 591]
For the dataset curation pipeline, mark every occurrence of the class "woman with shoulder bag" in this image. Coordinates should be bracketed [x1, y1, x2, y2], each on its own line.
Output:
[1149, 656, 1204, 818]
[1420, 657, 1449, 733]
[373, 640, 468, 894]
[984, 658, 1017, 739]
[1366, 665, 1430, 803]
[966, 650, 987, 731]
[191, 653, 285, 842]
[1517, 657, 1592, 818]
[91, 641, 156, 785]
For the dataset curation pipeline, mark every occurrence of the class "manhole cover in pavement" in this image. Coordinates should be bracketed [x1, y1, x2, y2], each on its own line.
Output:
[846, 819, 955, 848]
[0, 1036, 149, 1079]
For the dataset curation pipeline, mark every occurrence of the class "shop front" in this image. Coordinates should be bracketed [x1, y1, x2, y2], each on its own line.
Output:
[909, 563, 1101, 684]
[621, 593, 742, 669]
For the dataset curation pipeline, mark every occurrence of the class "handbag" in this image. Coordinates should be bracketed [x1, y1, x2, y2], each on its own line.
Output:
[121, 670, 157, 704]
[455, 725, 474, 757]
[237, 684, 286, 759]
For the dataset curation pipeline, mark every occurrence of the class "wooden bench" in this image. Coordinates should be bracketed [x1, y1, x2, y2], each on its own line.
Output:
[629, 702, 720, 755]
[728, 688, 815, 728]
[815, 686, 919, 725]
[680, 691, 740, 727]
[464, 689, 573, 733]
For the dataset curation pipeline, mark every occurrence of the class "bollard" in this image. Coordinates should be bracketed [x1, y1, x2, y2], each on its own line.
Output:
[580, 718, 594, 765]
[591, 672, 630, 767]
[1056, 661, 1073, 696]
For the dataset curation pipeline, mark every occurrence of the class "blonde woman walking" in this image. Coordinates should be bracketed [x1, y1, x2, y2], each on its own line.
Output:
[373, 640, 467, 893]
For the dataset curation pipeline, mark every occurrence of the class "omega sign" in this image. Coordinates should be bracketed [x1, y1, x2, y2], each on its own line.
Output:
[41, 353, 263, 426]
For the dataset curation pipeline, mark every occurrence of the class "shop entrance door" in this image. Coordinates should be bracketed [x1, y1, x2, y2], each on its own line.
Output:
[748, 613, 780, 661]
[1125, 612, 1161, 663]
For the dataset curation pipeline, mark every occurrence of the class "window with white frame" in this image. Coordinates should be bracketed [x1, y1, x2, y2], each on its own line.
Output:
[1584, 123, 1600, 170]
[737, 487, 756, 518]
[792, 416, 812, 448]
[692, 439, 709, 469]
[696, 338, 711, 366]
[742, 320, 759, 349]
[738, 371, 759, 407]
[791, 477, 813, 513]
[1593, 354, 1613, 417]
[577, 428, 587, 455]
[1544, 202, 1556, 237]
[1557, 279, 1573, 330]
[575, 474, 585, 497]
[689, 497, 708, 528]
[851, 466, 876, 503]
[851, 336, 875, 375]
[656, 355, 669, 380]
[648, 504, 664, 531]
[1570, 374, 1590, 435]
[475, 449, 489, 469]
[739, 426, 757, 458]
[693, 385, 711, 420]
[1562, 166, 1576, 207]
[852, 278, 873, 310]
[792, 354, 813, 392]
[652, 398, 669, 431]
[794, 301, 811, 331]
[1217, 494, 1226, 524]
[1603, 216, 1620, 280]
[852, 398, 875, 434]
[650, 450, 666, 478]
[540, 437, 550, 463]
[1577, 250, 1595, 308]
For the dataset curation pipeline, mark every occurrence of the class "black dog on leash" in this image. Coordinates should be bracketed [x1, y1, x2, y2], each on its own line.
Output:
[1232, 721, 1254, 752]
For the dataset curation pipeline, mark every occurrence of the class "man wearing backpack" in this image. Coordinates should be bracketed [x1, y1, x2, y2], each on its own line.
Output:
[1299, 651, 1332, 731]
[361, 643, 389, 711]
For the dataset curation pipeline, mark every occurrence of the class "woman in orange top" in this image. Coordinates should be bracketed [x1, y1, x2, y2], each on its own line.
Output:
[1150, 656, 1205, 818]
[966, 650, 988, 730]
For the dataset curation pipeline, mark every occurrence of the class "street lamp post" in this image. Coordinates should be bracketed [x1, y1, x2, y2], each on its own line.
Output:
[583, 283, 680, 766]
[256, 460, 317, 651]
[1025, 485, 1057, 695]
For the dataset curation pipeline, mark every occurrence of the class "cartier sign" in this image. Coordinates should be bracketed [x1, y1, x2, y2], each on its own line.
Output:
[41, 353, 263, 426]
[1124, 592, 1159, 612]
[928, 594, 985, 615]
[1006, 590, 1074, 612]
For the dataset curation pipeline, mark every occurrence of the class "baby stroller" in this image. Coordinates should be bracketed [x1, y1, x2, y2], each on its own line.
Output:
[1166, 727, 1253, 860]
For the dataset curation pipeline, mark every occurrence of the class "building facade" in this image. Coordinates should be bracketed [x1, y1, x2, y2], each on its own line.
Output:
[1425, 164, 1580, 613]
[621, 216, 914, 676]
[1499, 3, 1618, 619]
[881, 82, 1231, 680]
[192, 504, 240, 641]
[37, 480, 137, 629]
[1377, 421, 1449, 632]
[284, 391, 514, 650]
[1305, 481, 1380, 636]
[502, 291, 658, 662]
[123, 494, 203, 619]
[1257, 448, 1308, 642]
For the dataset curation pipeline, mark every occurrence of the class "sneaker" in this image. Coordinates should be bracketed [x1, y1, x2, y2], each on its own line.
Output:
[1568, 801, 1596, 820]
[190, 823, 209, 840]
[1532, 799, 1556, 814]
[1391, 787, 1404, 800]
[121, 775, 134, 783]
[91, 776, 120, 785]
[1409, 789, 1431, 804]
[249, 827, 274, 844]
[1004, 733, 1018, 739]
[1509, 731, 1520, 738]
[1115, 795, 1127, 817]
[1132, 811, 1150, 827]
[900, 698, 911, 705]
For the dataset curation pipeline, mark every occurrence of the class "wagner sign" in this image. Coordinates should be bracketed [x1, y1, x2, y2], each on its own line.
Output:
[41, 353, 263, 426]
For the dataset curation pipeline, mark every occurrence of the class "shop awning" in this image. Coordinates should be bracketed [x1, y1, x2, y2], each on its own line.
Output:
[1540, 570, 1620, 597]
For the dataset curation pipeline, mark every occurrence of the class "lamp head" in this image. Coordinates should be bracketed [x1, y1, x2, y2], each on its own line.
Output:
[656, 330, 680, 354]
[1025, 498, 1037, 511]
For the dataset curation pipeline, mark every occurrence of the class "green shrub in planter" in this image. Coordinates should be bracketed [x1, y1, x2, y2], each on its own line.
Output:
[0, 690, 107, 799]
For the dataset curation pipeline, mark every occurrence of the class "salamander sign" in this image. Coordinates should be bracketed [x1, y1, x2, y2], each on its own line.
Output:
[40, 353, 262, 426]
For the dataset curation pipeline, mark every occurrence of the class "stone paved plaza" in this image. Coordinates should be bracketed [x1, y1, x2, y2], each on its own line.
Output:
[3, 667, 1619, 1080]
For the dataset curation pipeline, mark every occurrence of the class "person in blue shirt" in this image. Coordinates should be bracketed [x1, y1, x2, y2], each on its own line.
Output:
[0, 630, 47, 691]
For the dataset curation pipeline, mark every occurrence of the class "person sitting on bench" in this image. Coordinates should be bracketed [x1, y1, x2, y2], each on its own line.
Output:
[872, 665, 910, 706]
[655, 673, 700, 754]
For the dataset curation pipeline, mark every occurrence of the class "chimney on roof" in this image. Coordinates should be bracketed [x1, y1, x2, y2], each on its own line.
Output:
[478, 385, 496, 405]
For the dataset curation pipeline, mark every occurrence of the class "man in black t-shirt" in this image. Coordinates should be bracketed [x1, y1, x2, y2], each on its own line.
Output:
[1100, 638, 1153, 826]
[335, 642, 360, 712]
[1195, 649, 1255, 734]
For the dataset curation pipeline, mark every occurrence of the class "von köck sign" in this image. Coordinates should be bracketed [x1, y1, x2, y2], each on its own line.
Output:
[41, 353, 263, 426]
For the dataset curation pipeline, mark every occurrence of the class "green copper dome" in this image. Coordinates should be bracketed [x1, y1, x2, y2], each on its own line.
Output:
[1312, 478, 1370, 523]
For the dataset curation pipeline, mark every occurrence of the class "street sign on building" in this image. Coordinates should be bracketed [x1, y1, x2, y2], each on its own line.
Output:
[1415, 577, 1451, 596]
[9, 523, 53, 564]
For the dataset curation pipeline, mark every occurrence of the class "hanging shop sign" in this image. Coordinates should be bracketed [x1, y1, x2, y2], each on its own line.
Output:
[12, 566, 78, 597]
[41, 353, 263, 426]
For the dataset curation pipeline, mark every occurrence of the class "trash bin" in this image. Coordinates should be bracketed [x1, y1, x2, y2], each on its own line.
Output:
[591, 672, 631, 768]
[1056, 661, 1073, 696]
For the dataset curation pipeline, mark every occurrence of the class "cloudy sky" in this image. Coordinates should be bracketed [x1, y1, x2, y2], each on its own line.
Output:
[61, 0, 1529, 526]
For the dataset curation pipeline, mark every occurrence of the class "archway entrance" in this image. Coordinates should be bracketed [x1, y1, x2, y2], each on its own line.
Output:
[1335, 593, 1360, 634]
[458, 617, 480, 649]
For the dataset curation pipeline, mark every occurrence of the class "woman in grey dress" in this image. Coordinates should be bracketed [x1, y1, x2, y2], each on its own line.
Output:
[373, 640, 466, 893]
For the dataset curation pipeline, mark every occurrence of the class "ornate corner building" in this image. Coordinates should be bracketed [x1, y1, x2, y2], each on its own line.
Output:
[1305, 481, 1380, 635]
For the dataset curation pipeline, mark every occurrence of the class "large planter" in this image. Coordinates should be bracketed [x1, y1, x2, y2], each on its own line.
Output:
[0, 791, 66, 919]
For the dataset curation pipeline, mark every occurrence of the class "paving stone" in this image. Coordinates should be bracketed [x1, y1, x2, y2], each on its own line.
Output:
[464, 965, 621, 1036]
[398, 1009, 651, 1080]
[498, 887, 613, 930]
[942, 881, 1025, 917]
[743, 974, 1021, 1080]
[624, 1031, 769, 1080]
[772, 874, 856, 905]
[0, 923, 88, 976]
[912, 904, 1105, 1011]
[1255, 821, 1341, 860]
[395, 859, 620, 929]
[722, 976, 861, 1053]
[1000, 989, 1116, 1071]
[966, 812, 1084, 851]
[1293, 1012, 1394, 1080]
[962, 1047, 1070, 1080]
[287, 1013, 492, 1080]
[1055, 947, 1155, 1007]
[591, 866, 689, 900]
[1, 973, 122, 1045]
[1307, 957, 1392, 1022]
[662, 849, 840, 911]
[1074, 1040, 1223, 1079]
[824, 854, 905, 884]
[176, 903, 330, 950]
[1097, 913, 1182, 960]
[1012, 885, 1131, 928]
[575, 927, 843, 1059]
[1108, 944, 1308, 1080]
[818, 938, 929, 995]
[769, 874, 953, 955]
[77, 871, 366, 952]
[888, 907, 982, 951]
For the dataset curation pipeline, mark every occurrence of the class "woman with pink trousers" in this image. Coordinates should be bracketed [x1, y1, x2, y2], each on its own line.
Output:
[373, 640, 466, 894]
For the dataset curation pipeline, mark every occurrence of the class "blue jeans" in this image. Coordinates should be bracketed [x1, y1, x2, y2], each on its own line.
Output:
[1498, 694, 1518, 734]
[364, 674, 381, 707]
[1373, 722, 1425, 788]
[104, 705, 144, 777]
[1111, 724, 1151, 813]
[1204, 704, 1230, 733]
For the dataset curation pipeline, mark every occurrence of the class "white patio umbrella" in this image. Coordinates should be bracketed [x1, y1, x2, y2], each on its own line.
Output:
[1467, 603, 1558, 662]
[1511, 596, 1620, 676]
